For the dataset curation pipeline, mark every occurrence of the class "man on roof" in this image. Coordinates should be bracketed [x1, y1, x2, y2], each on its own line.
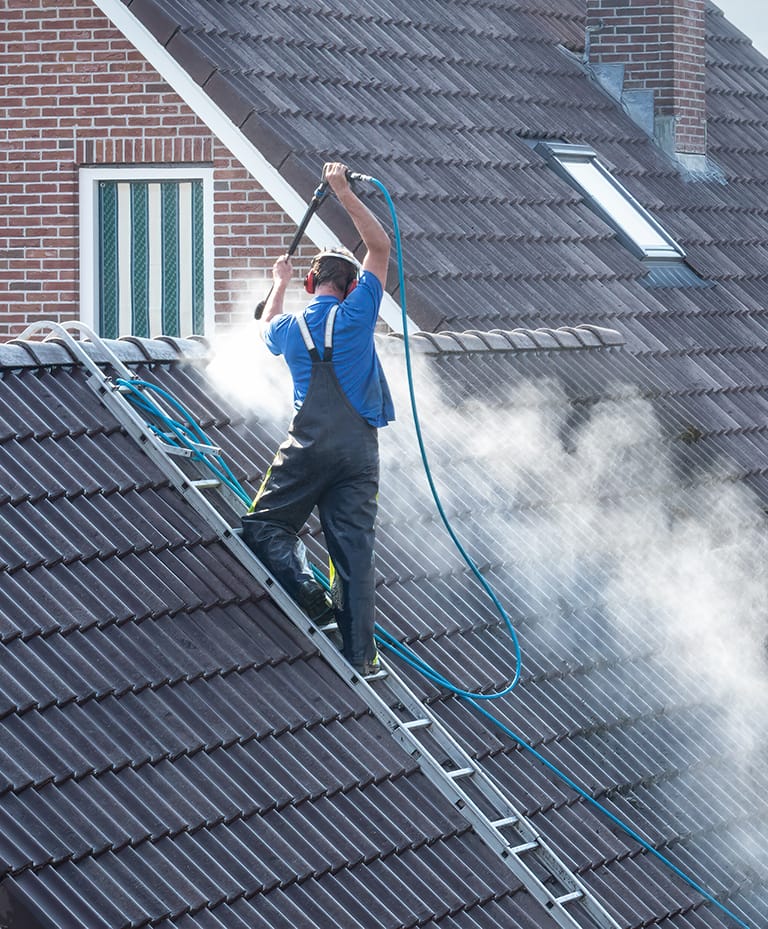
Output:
[242, 161, 394, 677]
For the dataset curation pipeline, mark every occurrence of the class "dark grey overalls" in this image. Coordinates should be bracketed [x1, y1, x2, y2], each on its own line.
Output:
[241, 306, 379, 671]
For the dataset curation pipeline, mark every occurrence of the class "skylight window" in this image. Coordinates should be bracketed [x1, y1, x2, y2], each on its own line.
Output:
[534, 142, 685, 261]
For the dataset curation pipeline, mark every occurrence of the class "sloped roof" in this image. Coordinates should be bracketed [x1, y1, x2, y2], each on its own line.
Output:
[111, 0, 768, 501]
[0, 335, 539, 929]
[0, 330, 765, 928]
[117, 0, 768, 328]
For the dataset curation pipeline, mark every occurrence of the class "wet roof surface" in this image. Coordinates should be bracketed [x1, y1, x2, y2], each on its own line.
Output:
[0, 332, 766, 927]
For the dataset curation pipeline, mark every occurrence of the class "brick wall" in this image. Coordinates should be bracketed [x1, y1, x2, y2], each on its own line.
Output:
[586, 0, 707, 155]
[0, 0, 307, 339]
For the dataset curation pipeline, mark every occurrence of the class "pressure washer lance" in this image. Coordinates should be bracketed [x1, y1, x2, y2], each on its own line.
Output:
[253, 170, 373, 320]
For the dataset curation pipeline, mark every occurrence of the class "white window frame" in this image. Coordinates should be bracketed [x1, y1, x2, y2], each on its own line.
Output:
[79, 165, 215, 336]
[535, 142, 685, 261]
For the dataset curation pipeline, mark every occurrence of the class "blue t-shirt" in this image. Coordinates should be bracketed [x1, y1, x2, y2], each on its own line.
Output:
[264, 269, 395, 428]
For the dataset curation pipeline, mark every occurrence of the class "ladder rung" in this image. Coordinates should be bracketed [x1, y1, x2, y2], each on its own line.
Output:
[490, 816, 519, 830]
[509, 840, 539, 855]
[362, 669, 388, 681]
[446, 767, 474, 780]
[402, 718, 431, 730]
[318, 621, 339, 632]
[190, 479, 221, 490]
[188, 441, 222, 456]
[553, 891, 583, 906]
[163, 440, 222, 457]
[161, 444, 195, 458]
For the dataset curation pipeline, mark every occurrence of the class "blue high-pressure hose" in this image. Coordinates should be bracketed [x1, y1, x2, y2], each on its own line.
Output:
[357, 174, 753, 929]
[120, 175, 752, 929]
[365, 175, 523, 699]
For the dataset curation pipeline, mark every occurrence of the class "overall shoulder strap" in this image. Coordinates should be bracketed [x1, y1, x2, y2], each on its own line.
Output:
[296, 312, 320, 361]
[323, 304, 339, 361]
[296, 305, 339, 361]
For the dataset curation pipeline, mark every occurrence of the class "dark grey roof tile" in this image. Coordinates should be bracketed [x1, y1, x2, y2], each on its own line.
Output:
[201, 69, 258, 129]
[0, 727, 40, 792]
[164, 27, 217, 84]
[153, 831, 238, 909]
[0, 580, 42, 640]
[479, 750, 573, 815]
[68, 698, 165, 771]
[123, 0, 182, 43]
[94, 768, 185, 842]
[53, 574, 155, 647]
[536, 802, 634, 869]
[12, 783, 116, 865]
[202, 741, 294, 816]
[105, 841, 203, 917]
[84, 849, 176, 925]
[576, 866, 647, 926]
[0, 794, 60, 872]
[232, 880, 347, 929]
[0, 639, 77, 714]
[425, 697, 509, 758]
[226, 815, 312, 887]
[8, 866, 119, 929]
[160, 908, 245, 929]
[2, 710, 96, 786]
[0, 435, 140, 503]
[135, 611, 237, 675]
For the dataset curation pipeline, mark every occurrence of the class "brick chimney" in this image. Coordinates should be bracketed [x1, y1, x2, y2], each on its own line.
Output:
[585, 0, 707, 168]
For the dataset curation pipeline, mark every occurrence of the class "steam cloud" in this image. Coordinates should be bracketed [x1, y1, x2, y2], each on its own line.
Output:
[207, 324, 768, 882]
[205, 319, 293, 425]
[379, 343, 768, 881]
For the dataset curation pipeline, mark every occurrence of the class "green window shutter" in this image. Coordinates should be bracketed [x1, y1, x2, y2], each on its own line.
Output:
[96, 178, 206, 339]
[131, 182, 149, 339]
[161, 181, 180, 338]
[192, 179, 205, 335]
[98, 181, 119, 341]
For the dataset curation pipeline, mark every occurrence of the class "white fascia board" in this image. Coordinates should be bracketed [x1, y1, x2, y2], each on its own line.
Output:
[90, 0, 414, 334]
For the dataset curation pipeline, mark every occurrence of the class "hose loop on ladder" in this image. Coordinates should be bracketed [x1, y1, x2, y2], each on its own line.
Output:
[116, 377, 252, 507]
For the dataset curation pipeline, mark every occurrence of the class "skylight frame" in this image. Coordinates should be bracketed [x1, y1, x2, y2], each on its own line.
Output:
[535, 142, 685, 261]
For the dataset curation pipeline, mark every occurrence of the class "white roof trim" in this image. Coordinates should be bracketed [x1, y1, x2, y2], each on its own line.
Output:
[91, 0, 413, 334]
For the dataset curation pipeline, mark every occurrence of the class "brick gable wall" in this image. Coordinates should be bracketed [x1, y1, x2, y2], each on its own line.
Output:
[0, 0, 307, 339]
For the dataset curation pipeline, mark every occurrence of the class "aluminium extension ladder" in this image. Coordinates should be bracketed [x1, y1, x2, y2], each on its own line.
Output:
[20, 322, 622, 929]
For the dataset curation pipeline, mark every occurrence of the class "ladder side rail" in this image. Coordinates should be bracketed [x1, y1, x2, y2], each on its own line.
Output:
[380, 670, 536, 829]
[368, 660, 622, 929]
[20, 323, 220, 465]
[28, 324, 246, 516]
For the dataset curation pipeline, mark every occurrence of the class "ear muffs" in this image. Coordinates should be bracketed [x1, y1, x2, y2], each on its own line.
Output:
[304, 269, 358, 297]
